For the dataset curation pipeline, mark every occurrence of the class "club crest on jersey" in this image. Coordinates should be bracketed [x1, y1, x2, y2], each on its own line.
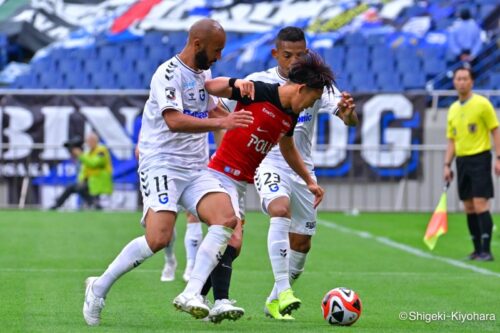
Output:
[165, 87, 176, 100]
[199, 89, 206, 101]
[158, 193, 169, 204]
[187, 89, 196, 101]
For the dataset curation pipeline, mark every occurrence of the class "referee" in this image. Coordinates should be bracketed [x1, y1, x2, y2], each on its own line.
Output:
[444, 66, 499, 261]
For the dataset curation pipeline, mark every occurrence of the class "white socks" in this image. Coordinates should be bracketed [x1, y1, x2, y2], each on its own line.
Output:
[93, 236, 154, 298]
[267, 249, 307, 302]
[164, 229, 176, 263]
[268, 217, 292, 294]
[183, 225, 232, 295]
[184, 222, 203, 269]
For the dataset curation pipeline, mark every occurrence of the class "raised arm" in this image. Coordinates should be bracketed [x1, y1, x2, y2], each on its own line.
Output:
[336, 92, 358, 126]
[279, 136, 324, 208]
[205, 77, 255, 100]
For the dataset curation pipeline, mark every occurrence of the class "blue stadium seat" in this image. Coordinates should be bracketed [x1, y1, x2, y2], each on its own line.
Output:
[122, 42, 146, 61]
[146, 45, 173, 66]
[143, 32, 165, 47]
[83, 59, 108, 74]
[344, 32, 365, 46]
[364, 33, 387, 46]
[396, 57, 421, 72]
[109, 59, 134, 74]
[166, 31, 188, 49]
[135, 60, 157, 79]
[402, 72, 426, 89]
[97, 45, 121, 61]
[12, 74, 37, 89]
[371, 45, 393, 60]
[65, 72, 90, 89]
[324, 47, 345, 71]
[377, 74, 403, 92]
[116, 71, 144, 89]
[371, 56, 395, 72]
[490, 74, 500, 88]
[350, 72, 376, 92]
[57, 59, 82, 74]
[345, 57, 369, 73]
[89, 72, 117, 89]
[346, 45, 369, 60]
[423, 58, 446, 76]
[394, 46, 419, 62]
[334, 74, 352, 92]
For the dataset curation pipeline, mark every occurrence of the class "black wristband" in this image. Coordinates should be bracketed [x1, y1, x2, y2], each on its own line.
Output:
[228, 78, 237, 88]
[444, 162, 451, 167]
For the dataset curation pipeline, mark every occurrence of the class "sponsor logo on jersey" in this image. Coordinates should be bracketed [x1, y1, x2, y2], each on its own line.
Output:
[269, 183, 279, 192]
[282, 119, 290, 127]
[183, 109, 208, 119]
[199, 89, 206, 101]
[262, 107, 275, 118]
[305, 221, 316, 229]
[256, 127, 268, 133]
[158, 193, 169, 204]
[297, 113, 313, 123]
[247, 134, 274, 154]
[165, 87, 176, 100]
[183, 81, 196, 89]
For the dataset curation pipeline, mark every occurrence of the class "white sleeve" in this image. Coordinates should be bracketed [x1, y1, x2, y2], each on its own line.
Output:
[319, 85, 341, 115]
[151, 68, 183, 113]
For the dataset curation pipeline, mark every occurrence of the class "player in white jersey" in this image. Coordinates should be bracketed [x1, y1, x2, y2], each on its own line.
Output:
[82, 19, 255, 326]
[222, 27, 357, 320]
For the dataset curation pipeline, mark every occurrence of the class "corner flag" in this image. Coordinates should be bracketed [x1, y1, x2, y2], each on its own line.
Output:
[423, 182, 449, 250]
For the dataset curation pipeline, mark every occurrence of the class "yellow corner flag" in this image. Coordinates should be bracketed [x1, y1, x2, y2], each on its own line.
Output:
[423, 182, 449, 250]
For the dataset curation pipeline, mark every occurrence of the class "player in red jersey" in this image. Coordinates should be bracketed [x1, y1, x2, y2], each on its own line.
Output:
[198, 51, 333, 323]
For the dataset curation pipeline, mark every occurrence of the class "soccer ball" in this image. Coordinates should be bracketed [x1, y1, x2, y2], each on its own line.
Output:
[321, 287, 362, 326]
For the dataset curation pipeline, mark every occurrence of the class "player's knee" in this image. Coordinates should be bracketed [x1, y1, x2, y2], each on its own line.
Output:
[146, 233, 171, 253]
[269, 205, 291, 218]
[292, 240, 311, 253]
[217, 213, 238, 229]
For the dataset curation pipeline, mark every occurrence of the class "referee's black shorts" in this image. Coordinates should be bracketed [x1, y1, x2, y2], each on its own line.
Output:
[456, 150, 494, 200]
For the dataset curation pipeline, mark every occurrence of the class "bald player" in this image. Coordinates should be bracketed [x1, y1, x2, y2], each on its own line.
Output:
[82, 18, 254, 326]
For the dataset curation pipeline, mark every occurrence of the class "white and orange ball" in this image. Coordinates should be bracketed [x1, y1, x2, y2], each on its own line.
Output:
[321, 287, 362, 326]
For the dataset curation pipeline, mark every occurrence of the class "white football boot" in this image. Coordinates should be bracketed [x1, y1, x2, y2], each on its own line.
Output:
[160, 256, 177, 282]
[173, 293, 210, 319]
[208, 299, 245, 324]
[83, 277, 105, 326]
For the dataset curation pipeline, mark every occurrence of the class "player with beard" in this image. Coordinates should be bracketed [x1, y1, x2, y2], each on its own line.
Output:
[82, 18, 255, 326]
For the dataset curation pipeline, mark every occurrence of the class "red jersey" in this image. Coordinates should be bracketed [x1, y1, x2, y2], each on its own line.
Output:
[209, 81, 298, 183]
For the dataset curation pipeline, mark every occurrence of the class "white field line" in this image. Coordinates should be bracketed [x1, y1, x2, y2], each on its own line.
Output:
[317, 219, 500, 278]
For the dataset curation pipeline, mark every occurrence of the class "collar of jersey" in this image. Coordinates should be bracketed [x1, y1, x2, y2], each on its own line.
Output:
[175, 55, 203, 74]
[274, 67, 287, 82]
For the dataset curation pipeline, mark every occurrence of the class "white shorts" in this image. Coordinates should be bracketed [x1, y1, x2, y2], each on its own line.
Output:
[254, 164, 317, 235]
[139, 166, 228, 225]
[208, 169, 246, 220]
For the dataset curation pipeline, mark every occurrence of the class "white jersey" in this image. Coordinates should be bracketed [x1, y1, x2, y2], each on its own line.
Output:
[221, 67, 340, 172]
[138, 55, 217, 172]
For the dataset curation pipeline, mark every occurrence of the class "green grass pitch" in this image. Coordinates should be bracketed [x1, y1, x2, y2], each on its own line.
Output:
[0, 210, 498, 332]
